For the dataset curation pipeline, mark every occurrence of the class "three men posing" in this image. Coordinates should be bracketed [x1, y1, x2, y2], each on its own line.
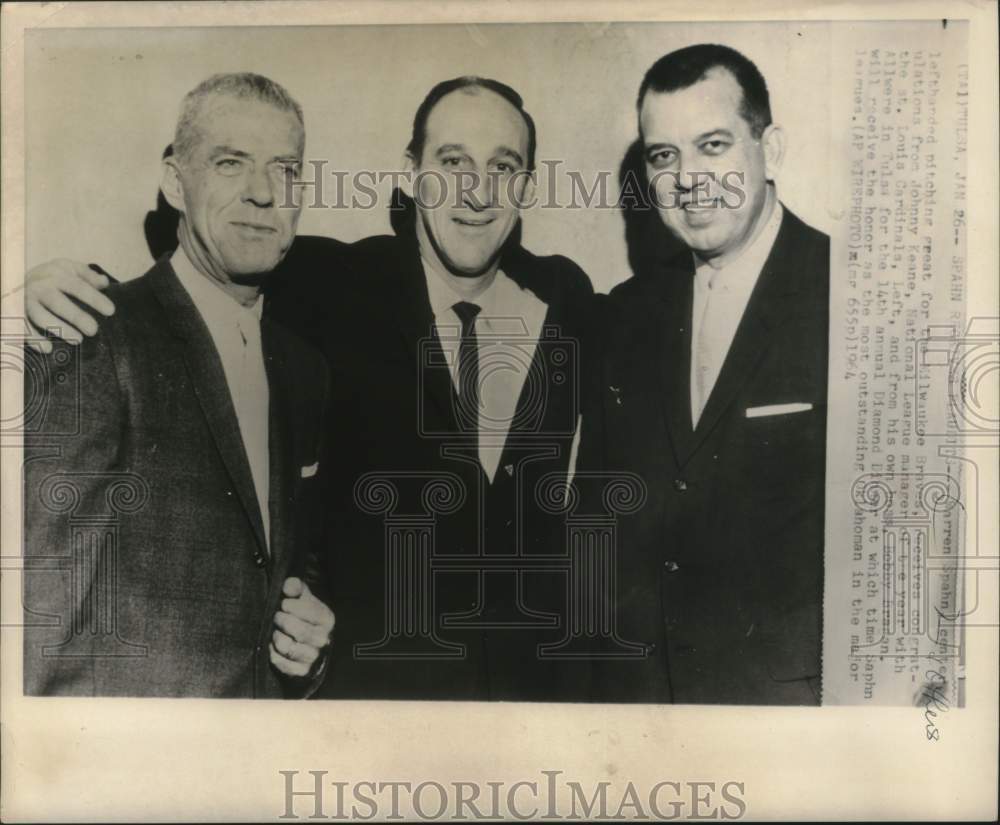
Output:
[23, 44, 828, 704]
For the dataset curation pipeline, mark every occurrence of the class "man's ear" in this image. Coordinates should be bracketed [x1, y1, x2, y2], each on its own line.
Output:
[760, 124, 785, 182]
[399, 152, 417, 198]
[160, 156, 186, 212]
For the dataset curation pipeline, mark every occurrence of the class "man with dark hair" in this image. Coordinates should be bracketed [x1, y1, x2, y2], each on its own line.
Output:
[637, 43, 773, 138]
[579, 43, 829, 704]
[22, 75, 593, 702]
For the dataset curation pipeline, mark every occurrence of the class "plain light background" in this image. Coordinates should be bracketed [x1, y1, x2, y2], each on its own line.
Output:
[26, 22, 832, 293]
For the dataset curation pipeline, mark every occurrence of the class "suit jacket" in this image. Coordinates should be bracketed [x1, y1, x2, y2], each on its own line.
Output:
[23, 259, 331, 698]
[580, 206, 830, 705]
[264, 228, 595, 700]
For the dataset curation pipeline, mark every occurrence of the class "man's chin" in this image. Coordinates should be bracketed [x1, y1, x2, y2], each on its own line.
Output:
[441, 256, 497, 278]
[226, 259, 284, 285]
[438, 236, 510, 278]
[662, 221, 721, 255]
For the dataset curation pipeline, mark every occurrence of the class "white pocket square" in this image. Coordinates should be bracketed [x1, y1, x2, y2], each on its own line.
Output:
[301, 462, 319, 478]
[745, 402, 813, 419]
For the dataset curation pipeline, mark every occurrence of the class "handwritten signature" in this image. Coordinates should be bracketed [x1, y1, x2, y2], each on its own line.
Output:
[916, 667, 950, 741]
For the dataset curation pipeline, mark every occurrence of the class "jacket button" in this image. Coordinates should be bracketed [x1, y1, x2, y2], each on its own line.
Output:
[664, 561, 680, 572]
[673, 478, 688, 492]
[254, 554, 266, 567]
[644, 643, 656, 654]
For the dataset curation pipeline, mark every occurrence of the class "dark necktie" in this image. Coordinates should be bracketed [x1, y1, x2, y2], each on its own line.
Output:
[452, 300, 481, 433]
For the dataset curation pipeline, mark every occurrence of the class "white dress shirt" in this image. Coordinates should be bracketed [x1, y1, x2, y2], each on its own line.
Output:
[423, 257, 547, 482]
[173, 247, 271, 550]
[690, 200, 784, 426]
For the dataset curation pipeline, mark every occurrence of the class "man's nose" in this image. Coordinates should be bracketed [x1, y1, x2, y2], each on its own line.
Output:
[242, 165, 274, 208]
[672, 157, 696, 192]
[462, 168, 493, 211]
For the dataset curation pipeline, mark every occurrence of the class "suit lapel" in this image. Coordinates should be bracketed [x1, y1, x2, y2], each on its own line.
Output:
[262, 321, 296, 575]
[688, 293, 770, 451]
[492, 247, 552, 466]
[148, 261, 269, 559]
[659, 263, 697, 464]
[383, 232, 457, 425]
[686, 208, 803, 455]
[635, 240, 698, 467]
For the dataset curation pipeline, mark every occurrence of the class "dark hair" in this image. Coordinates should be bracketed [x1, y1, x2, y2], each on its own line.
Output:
[637, 44, 772, 138]
[145, 143, 181, 259]
[406, 76, 537, 170]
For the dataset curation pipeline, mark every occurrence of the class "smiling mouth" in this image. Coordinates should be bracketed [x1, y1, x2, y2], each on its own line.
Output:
[680, 198, 720, 211]
[452, 216, 495, 227]
[231, 221, 277, 233]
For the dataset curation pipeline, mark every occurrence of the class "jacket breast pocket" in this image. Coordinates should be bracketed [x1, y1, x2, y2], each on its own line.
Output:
[742, 403, 823, 450]
[737, 405, 825, 500]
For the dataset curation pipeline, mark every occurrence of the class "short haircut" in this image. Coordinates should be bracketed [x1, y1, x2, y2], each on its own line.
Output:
[637, 44, 772, 138]
[406, 76, 537, 170]
[173, 72, 304, 162]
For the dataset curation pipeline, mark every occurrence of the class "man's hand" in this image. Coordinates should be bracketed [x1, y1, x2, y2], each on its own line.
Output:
[24, 259, 116, 353]
[270, 577, 335, 679]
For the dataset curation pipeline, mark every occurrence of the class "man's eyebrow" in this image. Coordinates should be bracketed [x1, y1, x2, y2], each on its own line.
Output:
[492, 146, 524, 166]
[209, 145, 252, 159]
[643, 141, 676, 154]
[435, 144, 468, 157]
[693, 128, 735, 142]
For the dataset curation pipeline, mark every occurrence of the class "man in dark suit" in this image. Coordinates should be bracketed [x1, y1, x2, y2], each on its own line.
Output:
[21, 76, 593, 702]
[579, 44, 829, 704]
[23, 73, 335, 697]
[271, 78, 594, 701]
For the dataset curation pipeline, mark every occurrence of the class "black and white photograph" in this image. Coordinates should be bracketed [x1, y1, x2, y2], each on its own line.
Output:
[1, 1, 996, 821]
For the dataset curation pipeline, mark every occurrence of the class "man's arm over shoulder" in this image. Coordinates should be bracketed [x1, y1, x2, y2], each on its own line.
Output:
[258, 234, 358, 353]
[549, 252, 595, 297]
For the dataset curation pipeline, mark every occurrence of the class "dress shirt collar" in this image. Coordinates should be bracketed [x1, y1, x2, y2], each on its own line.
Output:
[172, 245, 264, 326]
[694, 195, 784, 290]
[422, 254, 502, 320]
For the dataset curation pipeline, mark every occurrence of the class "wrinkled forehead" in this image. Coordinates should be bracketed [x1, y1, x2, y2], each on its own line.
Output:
[422, 88, 529, 158]
[187, 93, 305, 156]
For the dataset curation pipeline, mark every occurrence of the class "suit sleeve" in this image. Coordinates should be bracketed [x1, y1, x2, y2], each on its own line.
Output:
[299, 354, 333, 606]
[283, 350, 334, 699]
[574, 293, 614, 476]
[22, 330, 126, 695]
